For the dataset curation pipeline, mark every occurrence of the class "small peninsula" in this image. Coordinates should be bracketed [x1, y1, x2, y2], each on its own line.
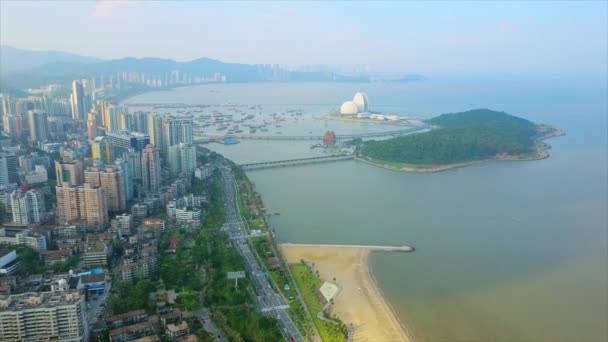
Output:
[358, 109, 564, 172]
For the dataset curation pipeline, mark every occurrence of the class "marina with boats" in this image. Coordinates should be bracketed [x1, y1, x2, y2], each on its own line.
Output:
[125, 99, 426, 151]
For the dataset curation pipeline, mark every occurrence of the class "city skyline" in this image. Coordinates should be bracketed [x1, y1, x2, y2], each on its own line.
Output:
[1, 1, 606, 74]
[0, 2, 606, 342]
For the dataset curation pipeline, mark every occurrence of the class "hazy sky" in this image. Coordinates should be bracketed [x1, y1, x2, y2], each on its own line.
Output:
[1, 1, 606, 74]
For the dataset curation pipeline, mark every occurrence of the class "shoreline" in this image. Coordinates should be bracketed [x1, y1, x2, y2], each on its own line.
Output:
[357, 128, 565, 173]
[281, 244, 413, 342]
[355, 155, 488, 173]
[361, 249, 417, 342]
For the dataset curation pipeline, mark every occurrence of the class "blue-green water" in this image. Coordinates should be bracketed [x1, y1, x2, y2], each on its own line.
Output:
[125, 76, 607, 341]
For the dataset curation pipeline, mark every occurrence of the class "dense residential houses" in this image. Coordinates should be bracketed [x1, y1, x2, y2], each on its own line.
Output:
[0, 79, 208, 341]
[120, 236, 159, 282]
[107, 309, 158, 342]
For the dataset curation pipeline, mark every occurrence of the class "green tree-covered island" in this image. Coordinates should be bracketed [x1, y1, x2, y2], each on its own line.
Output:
[357, 109, 564, 172]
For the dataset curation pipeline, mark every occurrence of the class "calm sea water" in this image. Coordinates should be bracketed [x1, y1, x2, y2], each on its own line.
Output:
[125, 76, 607, 342]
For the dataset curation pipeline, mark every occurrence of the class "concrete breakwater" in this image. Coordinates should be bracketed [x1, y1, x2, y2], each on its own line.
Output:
[280, 243, 415, 252]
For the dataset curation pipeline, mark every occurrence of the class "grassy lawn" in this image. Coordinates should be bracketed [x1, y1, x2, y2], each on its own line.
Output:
[248, 218, 267, 231]
[290, 264, 347, 342]
[251, 237, 314, 336]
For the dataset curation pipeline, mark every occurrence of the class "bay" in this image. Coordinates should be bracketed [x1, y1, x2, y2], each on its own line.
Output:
[124, 75, 607, 341]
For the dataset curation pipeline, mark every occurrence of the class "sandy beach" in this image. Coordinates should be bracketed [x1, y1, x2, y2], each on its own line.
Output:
[281, 244, 412, 342]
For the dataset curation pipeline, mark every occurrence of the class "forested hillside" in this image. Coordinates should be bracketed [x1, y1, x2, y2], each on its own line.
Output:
[361, 109, 539, 164]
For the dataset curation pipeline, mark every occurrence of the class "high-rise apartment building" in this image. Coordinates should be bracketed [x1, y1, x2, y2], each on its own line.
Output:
[46, 116, 66, 141]
[161, 116, 193, 156]
[131, 111, 149, 134]
[55, 184, 81, 223]
[99, 100, 111, 128]
[27, 110, 48, 142]
[114, 158, 134, 202]
[81, 184, 108, 226]
[119, 111, 132, 131]
[1, 95, 13, 116]
[105, 130, 150, 152]
[126, 150, 143, 192]
[55, 159, 84, 186]
[141, 144, 161, 194]
[70, 80, 85, 121]
[92, 137, 111, 162]
[147, 112, 164, 149]
[0, 290, 89, 342]
[10, 188, 45, 224]
[168, 143, 197, 175]
[55, 183, 108, 227]
[0, 152, 19, 186]
[84, 165, 126, 212]
[2, 114, 16, 138]
[14, 97, 42, 116]
[87, 110, 98, 140]
[45, 98, 71, 117]
[105, 105, 128, 132]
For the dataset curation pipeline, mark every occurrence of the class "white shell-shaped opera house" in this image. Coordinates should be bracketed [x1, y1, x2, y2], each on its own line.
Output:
[340, 101, 359, 115]
[340, 92, 369, 115]
[353, 92, 369, 112]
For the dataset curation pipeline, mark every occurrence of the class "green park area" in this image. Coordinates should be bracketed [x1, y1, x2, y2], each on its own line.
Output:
[109, 171, 282, 341]
[290, 263, 348, 342]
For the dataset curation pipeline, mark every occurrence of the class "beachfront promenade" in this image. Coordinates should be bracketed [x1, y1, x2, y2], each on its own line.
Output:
[281, 243, 415, 252]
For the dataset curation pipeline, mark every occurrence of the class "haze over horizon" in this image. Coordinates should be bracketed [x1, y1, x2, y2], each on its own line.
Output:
[1, 1, 606, 75]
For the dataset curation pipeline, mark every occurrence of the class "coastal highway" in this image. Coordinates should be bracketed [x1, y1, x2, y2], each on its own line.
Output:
[220, 166, 304, 342]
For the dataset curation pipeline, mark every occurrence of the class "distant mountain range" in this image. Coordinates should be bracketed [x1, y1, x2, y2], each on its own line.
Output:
[1, 45, 102, 72]
[0, 46, 423, 92]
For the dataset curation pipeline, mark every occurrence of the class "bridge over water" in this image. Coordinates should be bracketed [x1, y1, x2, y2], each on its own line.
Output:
[240, 155, 353, 170]
[197, 125, 427, 143]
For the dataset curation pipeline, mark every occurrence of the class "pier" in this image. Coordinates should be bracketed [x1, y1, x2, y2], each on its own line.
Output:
[240, 155, 353, 170]
[280, 243, 415, 252]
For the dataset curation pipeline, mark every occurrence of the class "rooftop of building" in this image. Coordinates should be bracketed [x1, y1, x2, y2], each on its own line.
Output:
[40, 249, 72, 257]
[107, 309, 147, 323]
[109, 322, 153, 336]
[177, 335, 198, 342]
[85, 242, 107, 251]
[0, 258, 21, 270]
[0, 249, 15, 258]
[141, 246, 156, 253]
[159, 310, 181, 320]
[106, 129, 149, 138]
[30, 225, 54, 235]
[0, 290, 82, 310]
[131, 335, 160, 342]
[80, 273, 105, 284]
[142, 218, 164, 225]
[166, 321, 189, 332]
[120, 257, 157, 271]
